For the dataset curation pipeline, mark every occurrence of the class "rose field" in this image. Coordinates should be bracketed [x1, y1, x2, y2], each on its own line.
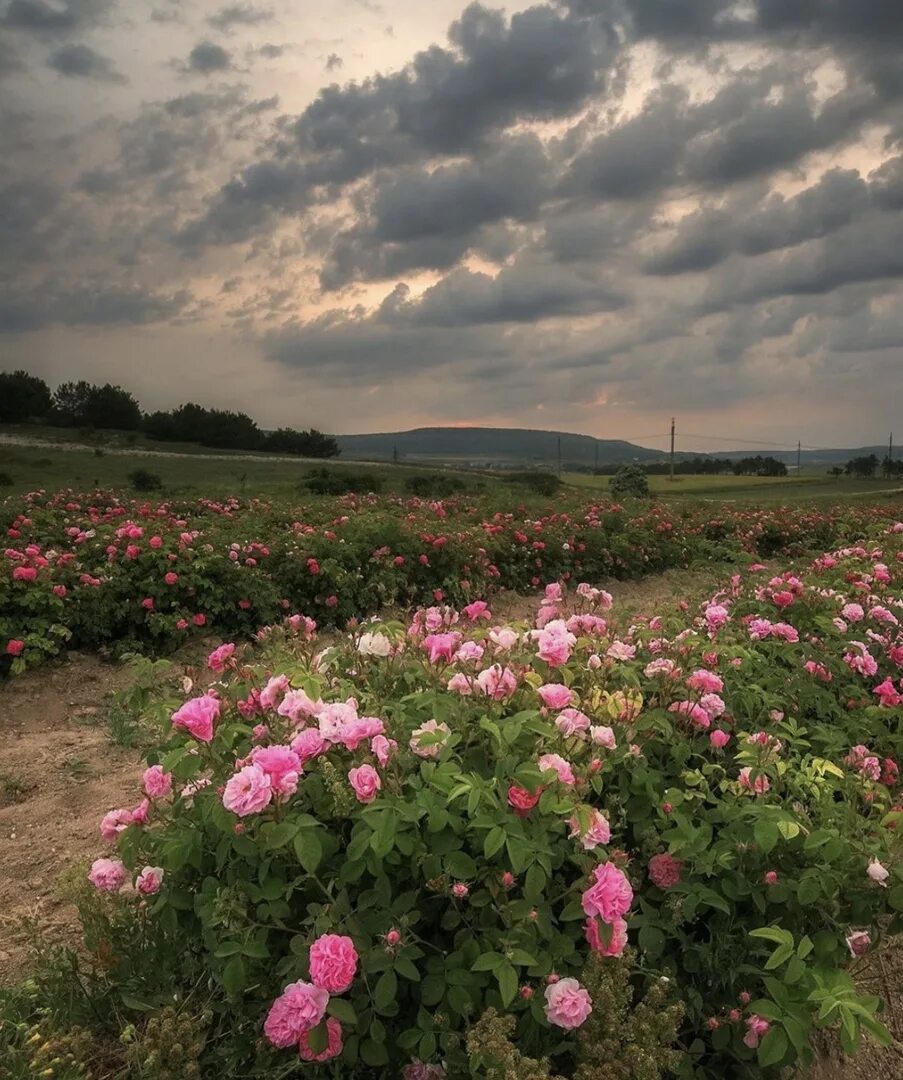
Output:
[2, 488, 903, 1078]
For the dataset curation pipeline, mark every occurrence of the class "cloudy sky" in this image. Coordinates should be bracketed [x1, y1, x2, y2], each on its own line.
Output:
[2, 1, 902, 450]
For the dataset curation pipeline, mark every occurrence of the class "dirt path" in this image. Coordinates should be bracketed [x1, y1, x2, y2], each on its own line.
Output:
[0, 654, 147, 980]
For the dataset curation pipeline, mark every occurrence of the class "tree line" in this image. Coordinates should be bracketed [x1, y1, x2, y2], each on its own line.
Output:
[592, 455, 788, 477]
[0, 371, 340, 458]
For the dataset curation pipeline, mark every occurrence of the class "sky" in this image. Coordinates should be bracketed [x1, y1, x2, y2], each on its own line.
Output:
[2, 1, 903, 452]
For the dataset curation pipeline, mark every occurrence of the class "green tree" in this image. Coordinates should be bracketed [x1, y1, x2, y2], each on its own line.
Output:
[0, 370, 52, 422]
[610, 463, 649, 497]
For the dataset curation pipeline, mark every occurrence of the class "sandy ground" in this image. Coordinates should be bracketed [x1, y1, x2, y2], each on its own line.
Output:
[0, 653, 146, 979]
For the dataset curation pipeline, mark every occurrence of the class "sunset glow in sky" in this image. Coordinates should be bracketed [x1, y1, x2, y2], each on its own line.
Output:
[2, 1, 903, 449]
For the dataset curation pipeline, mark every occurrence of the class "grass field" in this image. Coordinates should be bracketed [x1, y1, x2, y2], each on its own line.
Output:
[562, 470, 903, 502]
[0, 432, 489, 498]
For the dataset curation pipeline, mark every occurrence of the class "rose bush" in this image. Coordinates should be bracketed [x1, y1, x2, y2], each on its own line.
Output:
[3, 486, 902, 675]
[73, 522, 903, 1076]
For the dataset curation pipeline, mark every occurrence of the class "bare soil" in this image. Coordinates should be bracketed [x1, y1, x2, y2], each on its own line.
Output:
[0, 653, 146, 980]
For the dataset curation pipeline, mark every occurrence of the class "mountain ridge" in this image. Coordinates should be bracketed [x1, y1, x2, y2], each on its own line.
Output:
[336, 426, 888, 467]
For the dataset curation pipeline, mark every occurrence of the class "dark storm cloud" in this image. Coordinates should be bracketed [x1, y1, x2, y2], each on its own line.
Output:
[186, 41, 232, 74]
[319, 135, 552, 287]
[0, 0, 112, 36]
[646, 169, 870, 275]
[0, 281, 191, 332]
[208, 4, 273, 32]
[48, 42, 126, 82]
[179, 2, 617, 248]
[325, 52, 342, 70]
[382, 261, 624, 326]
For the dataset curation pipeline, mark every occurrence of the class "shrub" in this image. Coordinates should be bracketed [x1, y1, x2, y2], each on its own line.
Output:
[128, 469, 163, 492]
[405, 473, 468, 498]
[506, 471, 562, 496]
[609, 465, 649, 499]
[306, 468, 384, 495]
[0, 471, 13, 487]
[74, 539, 903, 1076]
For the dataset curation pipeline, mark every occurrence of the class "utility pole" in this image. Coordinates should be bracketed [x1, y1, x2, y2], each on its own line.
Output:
[797, 440, 801, 474]
[669, 417, 675, 482]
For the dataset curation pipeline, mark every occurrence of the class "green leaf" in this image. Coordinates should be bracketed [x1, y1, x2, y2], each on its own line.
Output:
[222, 955, 245, 995]
[524, 864, 545, 903]
[446, 850, 477, 880]
[750, 927, 794, 946]
[797, 874, 821, 904]
[638, 923, 665, 958]
[496, 962, 518, 1007]
[213, 941, 243, 958]
[764, 943, 795, 970]
[797, 935, 814, 959]
[361, 1038, 390, 1066]
[293, 828, 323, 873]
[509, 950, 539, 967]
[373, 970, 398, 1012]
[754, 819, 779, 854]
[472, 952, 505, 972]
[264, 821, 299, 849]
[484, 826, 506, 858]
[757, 1026, 788, 1067]
[395, 957, 421, 981]
[327, 998, 358, 1024]
[307, 1021, 329, 1055]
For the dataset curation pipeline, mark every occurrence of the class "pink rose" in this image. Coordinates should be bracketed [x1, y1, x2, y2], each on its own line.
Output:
[348, 764, 381, 803]
[309, 933, 359, 992]
[143, 765, 173, 798]
[648, 852, 683, 889]
[846, 930, 871, 957]
[291, 728, 328, 765]
[409, 719, 450, 759]
[207, 643, 236, 671]
[743, 1014, 770, 1049]
[569, 808, 611, 850]
[738, 767, 770, 795]
[537, 683, 573, 709]
[371, 734, 397, 767]
[136, 866, 164, 895]
[100, 807, 134, 843]
[534, 620, 576, 666]
[555, 709, 591, 737]
[260, 674, 291, 709]
[88, 857, 127, 892]
[585, 915, 628, 957]
[538, 753, 575, 786]
[263, 980, 330, 1047]
[709, 729, 730, 749]
[582, 862, 633, 922]
[299, 1016, 343, 1062]
[508, 785, 542, 817]
[475, 664, 517, 700]
[544, 976, 593, 1029]
[589, 724, 617, 749]
[6, 639, 24, 656]
[223, 764, 273, 817]
[251, 745, 301, 797]
[403, 1063, 446, 1080]
[171, 694, 220, 743]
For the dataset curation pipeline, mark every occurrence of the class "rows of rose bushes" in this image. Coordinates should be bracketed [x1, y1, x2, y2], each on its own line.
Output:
[77, 521, 903, 1076]
[3, 486, 902, 674]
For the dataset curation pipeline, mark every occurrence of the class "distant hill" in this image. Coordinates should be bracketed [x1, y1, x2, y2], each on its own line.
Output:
[336, 426, 891, 469]
[336, 427, 665, 467]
